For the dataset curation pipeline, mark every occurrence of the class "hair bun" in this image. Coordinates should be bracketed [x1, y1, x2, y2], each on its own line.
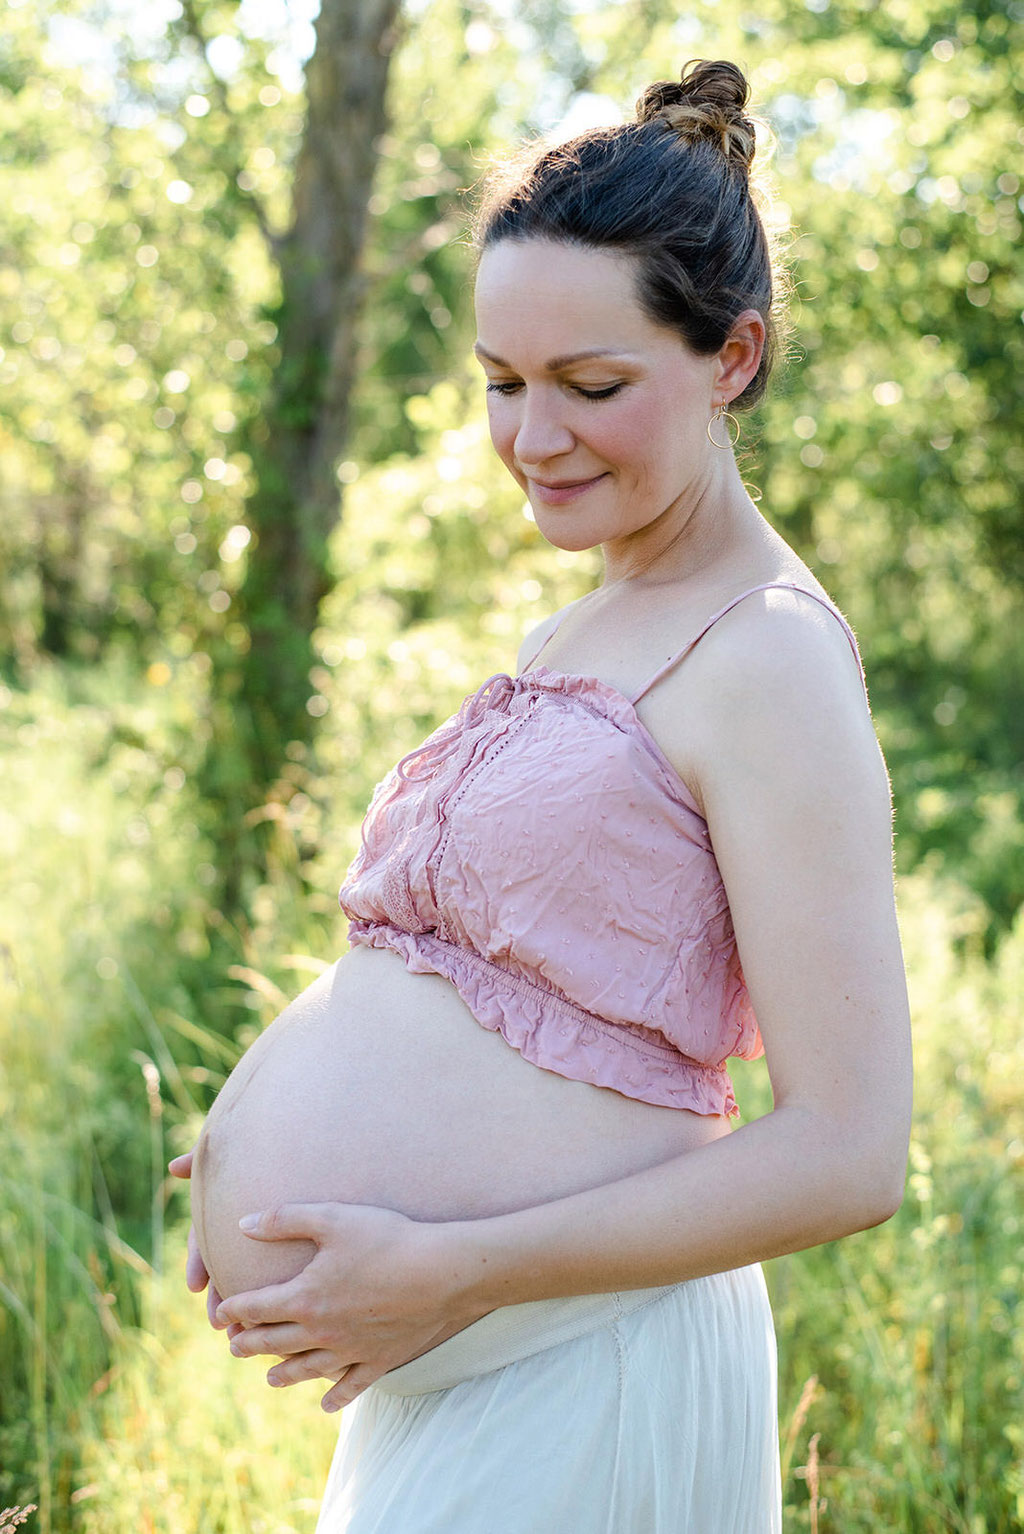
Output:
[635, 60, 756, 173]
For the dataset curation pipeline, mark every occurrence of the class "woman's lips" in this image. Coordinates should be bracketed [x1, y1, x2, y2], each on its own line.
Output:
[527, 473, 608, 506]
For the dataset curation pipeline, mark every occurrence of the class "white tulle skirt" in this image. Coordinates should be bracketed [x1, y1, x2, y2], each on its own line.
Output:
[315, 1264, 781, 1534]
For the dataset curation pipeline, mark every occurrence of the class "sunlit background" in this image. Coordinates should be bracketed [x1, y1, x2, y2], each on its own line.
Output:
[1, 0, 1022, 1528]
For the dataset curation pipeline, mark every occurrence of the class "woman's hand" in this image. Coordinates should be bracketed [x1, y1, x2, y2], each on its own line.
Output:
[214, 1202, 481, 1412]
[168, 1150, 228, 1330]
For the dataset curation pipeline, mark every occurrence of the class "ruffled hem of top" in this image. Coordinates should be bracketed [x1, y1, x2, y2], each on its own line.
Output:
[347, 921, 739, 1118]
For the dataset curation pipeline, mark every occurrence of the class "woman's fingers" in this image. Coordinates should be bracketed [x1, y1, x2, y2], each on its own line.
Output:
[185, 1223, 209, 1293]
[213, 1206, 329, 1328]
[229, 1322, 312, 1359]
[257, 1350, 383, 1408]
[184, 1220, 227, 1328]
[319, 1365, 381, 1413]
[207, 1281, 226, 1329]
[168, 1150, 194, 1179]
[216, 1276, 302, 1330]
[265, 1350, 351, 1389]
[237, 1203, 339, 1244]
[215, 1202, 461, 1394]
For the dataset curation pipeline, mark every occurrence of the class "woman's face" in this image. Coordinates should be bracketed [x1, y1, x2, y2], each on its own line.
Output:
[473, 238, 723, 554]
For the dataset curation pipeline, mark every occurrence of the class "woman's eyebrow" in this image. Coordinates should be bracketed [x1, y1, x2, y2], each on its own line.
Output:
[472, 343, 631, 370]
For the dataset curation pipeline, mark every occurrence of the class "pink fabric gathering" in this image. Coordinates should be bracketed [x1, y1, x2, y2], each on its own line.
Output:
[339, 583, 864, 1117]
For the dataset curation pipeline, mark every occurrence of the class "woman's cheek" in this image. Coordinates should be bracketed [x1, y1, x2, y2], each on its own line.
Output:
[484, 399, 514, 467]
[488, 405, 526, 484]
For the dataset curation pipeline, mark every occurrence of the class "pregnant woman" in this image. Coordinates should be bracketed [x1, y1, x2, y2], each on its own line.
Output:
[171, 59, 912, 1532]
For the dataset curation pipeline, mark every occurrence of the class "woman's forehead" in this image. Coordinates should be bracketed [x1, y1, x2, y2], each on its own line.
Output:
[475, 238, 639, 304]
[473, 240, 668, 355]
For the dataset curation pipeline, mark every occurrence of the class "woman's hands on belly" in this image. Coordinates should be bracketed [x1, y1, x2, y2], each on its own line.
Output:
[170, 1152, 486, 1411]
[211, 1200, 488, 1411]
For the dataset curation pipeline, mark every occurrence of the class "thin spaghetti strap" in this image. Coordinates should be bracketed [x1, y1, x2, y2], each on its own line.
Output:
[630, 582, 866, 705]
[518, 618, 562, 672]
[518, 595, 590, 674]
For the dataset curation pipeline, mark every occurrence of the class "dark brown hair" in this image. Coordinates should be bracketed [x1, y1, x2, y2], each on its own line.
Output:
[473, 60, 784, 408]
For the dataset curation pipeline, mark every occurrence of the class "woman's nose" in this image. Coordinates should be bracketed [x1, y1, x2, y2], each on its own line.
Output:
[513, 393, 575, 467]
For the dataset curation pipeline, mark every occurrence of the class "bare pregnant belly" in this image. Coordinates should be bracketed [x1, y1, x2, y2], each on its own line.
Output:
[191, 943, 731, 1299]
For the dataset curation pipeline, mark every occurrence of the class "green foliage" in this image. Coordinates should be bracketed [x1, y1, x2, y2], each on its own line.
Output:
[0, 0, 283, 674]
[0, 654, 343, 1521]
[73, 1236, 338, 1533]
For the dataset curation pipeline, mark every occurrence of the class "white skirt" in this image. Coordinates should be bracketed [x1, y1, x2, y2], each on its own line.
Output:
[315, 1264, 781, 1534]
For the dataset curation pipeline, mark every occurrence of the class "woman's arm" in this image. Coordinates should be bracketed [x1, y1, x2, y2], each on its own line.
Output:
[220, 597, 912, 1404]
[444, 596, 912, 1302]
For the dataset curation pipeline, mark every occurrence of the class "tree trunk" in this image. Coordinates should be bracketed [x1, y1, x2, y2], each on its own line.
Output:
[36, 463, 91, 662]
[232, 0, 402, 782]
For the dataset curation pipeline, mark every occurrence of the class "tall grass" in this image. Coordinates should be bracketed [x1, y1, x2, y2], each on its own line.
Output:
[73, 1236, 337, 1534]
[2, 667, 1022, 1531]
[754, 873, 1024, 1531]
[0, 662, 333, 1527]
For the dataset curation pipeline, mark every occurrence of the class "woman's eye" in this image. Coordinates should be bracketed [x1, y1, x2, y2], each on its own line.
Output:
[485, 380, 624, 400]
[575, 383, 623, 400]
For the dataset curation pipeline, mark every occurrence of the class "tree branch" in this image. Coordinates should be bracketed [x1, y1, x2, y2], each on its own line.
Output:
[176, 0, 284, 257]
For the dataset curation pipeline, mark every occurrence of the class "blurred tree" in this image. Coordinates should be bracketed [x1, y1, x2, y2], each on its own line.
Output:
[198, 0, 402, 787]
[0, 0, 284, 674]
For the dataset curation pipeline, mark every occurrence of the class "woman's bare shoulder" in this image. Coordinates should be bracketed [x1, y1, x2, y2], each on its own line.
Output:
[690, 581, 864, 708]
[682, 583, 885, 822]
[642, 573, 875, 820]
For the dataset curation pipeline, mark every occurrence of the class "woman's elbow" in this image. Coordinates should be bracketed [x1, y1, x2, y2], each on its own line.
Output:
[860, 1173, 905, 1230]
[841, 1134, 909, 1233]
[808, 1108, 910, 1237]
[824, 1073, 912, 1234]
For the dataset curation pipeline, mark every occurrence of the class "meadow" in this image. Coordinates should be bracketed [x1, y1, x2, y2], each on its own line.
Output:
[1, 656, 1021, 1533]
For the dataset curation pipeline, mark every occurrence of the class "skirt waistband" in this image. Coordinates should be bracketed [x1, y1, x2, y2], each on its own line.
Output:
[375, 1283, 682, 1396]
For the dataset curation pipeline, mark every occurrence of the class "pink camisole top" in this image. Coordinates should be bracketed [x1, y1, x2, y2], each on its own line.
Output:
[339, 582, 865, 1117]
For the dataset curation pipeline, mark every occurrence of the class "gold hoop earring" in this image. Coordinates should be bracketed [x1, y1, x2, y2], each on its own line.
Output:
[707, 404, 741, 449]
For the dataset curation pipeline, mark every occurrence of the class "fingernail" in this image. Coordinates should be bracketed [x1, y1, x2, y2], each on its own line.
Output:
[239, 1214, 259, 1232]
[323, 1401, 341, 1414]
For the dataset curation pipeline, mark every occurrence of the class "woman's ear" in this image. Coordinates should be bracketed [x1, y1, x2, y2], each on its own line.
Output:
[715, 309, 766, 403]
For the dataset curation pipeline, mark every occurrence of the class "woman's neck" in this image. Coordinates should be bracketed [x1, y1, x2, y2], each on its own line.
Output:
[599, 458, 766, 591]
